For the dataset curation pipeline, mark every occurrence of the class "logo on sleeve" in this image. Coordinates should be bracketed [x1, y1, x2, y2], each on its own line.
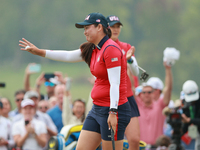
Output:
[111, 57, 118, 62]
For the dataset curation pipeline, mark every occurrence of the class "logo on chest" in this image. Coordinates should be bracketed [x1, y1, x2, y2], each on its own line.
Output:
[97, 56, 100, 62]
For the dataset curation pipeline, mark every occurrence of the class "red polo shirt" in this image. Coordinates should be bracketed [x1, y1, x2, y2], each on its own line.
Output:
[115, 39, 139, 97]
[90, 36, 127, 107]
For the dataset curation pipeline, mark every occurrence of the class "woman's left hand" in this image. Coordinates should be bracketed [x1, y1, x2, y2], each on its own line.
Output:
[107, 114, 117, 135]
[126, 46, 135, 60]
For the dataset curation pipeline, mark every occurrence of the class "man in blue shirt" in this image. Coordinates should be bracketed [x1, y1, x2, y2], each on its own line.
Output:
[47, 84, 66, 132]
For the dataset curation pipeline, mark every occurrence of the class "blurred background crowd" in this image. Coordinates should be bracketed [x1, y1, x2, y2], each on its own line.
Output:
[1, 0, 200, 150]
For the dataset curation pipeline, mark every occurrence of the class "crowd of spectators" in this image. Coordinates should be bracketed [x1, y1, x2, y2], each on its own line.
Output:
[1, 51, 200, 150]
[0, 63, 87, 150]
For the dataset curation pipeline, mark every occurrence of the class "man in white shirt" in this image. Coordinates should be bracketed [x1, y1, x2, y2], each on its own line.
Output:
[12, 99, 47, 150]
[0, 101, 15, 150]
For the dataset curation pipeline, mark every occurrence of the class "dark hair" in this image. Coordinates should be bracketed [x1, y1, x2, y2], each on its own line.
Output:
[73, 99, 86, 122]
[156, 135, 171, 147]
[80, 24, 111, 66]
[15, 89, 26, 97]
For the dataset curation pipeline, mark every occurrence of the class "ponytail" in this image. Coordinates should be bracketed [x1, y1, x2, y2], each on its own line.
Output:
[80, 42, 94, 66]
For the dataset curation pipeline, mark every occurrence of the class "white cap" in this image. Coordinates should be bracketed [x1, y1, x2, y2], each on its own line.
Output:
[135, 85, 142, 96]
[146, 77, 164, 90]
[21, 99, 35, 108]
[24, 90, 39, 99]
[49, 76, 60, 85]
[182, 80, 199, 102]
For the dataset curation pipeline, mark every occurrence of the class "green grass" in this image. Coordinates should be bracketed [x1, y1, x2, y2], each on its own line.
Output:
[0, 62, 93, 109]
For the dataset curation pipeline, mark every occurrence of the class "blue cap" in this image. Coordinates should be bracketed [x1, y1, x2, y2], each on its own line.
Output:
[106, 15, 123, 27]
[75, 12, 108, 28]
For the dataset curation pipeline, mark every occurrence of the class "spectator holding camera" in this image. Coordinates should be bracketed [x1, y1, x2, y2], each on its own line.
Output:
[181, 80, 200, 150]
[12, 99, 47, 150]
[24, 63, 67, 100]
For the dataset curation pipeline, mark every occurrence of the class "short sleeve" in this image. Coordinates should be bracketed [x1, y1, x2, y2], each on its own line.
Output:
[103, 45, 122, 69]
[12, 122, 21, 136]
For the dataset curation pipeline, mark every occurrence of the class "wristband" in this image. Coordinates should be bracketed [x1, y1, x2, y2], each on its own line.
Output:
[109, 108, 118, 112]
[127, 58, 133, 64]
[109, 111, 117, 115]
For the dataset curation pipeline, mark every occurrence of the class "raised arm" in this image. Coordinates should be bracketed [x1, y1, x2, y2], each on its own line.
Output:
[162, 62, 173, 106]
[126, 46, 139, 76]
[19, 38, 83, 62]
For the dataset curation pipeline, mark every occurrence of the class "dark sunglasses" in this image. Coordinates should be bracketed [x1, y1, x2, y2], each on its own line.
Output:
[16, 98, 23, 102]
[142, 91, 153, 94]
[39, 106, 48, 110]
[44, 81, 55, 87]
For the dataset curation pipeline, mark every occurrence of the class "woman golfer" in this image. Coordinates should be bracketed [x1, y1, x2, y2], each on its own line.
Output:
[19, 12, 131, 150]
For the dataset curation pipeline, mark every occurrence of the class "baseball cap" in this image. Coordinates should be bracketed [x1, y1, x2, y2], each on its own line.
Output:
[106, 15, 123, 27]
[146, 77, 164, 90]
[21, 99, 35, 108]
[75, 12, 108, 28]
[182, 80, 199, 102]
[49, 76, 60, 85]
[24, 90, 39, 99]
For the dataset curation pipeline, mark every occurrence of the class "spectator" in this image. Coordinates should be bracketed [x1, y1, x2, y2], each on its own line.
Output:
[47, 84, 65, 132]
[24, 63, 67, 101]
[181, 80, 200, 150]
[147, 77, 164, 102]
[155, 135, 171, 150]
[9, 89, 26, 117]
[63, 97, 93, 126]
[12, 99, 47, 150]
[48, 96, 57, 109]
[136, 62, 172, 145]
[0, 97, 12, 120]
[13, 90, 57, 138]
[38, 100, 49, 113]
[0, 101, 15, 150]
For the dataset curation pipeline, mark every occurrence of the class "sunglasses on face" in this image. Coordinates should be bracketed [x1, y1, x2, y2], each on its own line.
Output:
[44, 81, 55, 87]
[16, 98, 23, 102]
[142, 91, 153, 94]
[39, 106, 48, 110]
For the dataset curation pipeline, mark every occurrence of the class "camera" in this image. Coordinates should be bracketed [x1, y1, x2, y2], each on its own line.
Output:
[44, 73, 55, 80]
[0, 83, 5, 88]
[163, 107, 185, 150]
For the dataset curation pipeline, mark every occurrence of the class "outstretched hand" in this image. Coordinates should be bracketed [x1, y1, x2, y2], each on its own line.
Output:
[19, 38, 46, 57]
[126, 46, 135, 60]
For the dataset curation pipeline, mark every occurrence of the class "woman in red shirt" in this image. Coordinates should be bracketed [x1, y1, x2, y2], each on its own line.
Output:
[107, 15, 140, 150]
[19, 12, 131, 150]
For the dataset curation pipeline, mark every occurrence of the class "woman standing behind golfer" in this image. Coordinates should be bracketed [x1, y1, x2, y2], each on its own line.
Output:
[107, 15, 140, 150]
[19, 12, 131, 150]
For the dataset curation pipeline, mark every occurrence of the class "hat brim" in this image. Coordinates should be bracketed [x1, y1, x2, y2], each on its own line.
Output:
[185, 92, 199, 102]
[75, 22, 93, 28]
[109, 21, 123, 27]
